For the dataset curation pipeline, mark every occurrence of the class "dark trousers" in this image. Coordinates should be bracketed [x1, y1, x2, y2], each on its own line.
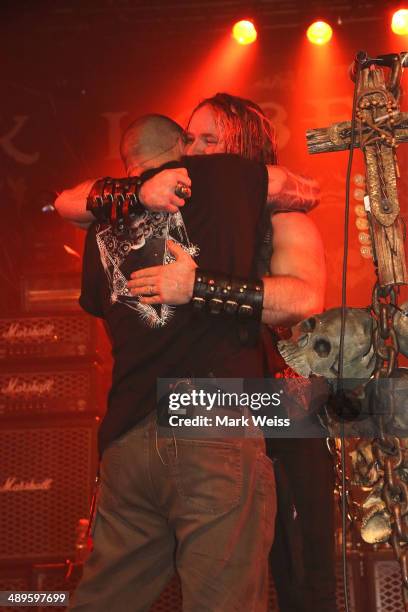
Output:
[267, 437, 337, 612]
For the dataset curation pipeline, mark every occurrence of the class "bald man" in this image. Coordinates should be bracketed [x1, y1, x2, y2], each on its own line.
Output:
[57, 114, 191, 228]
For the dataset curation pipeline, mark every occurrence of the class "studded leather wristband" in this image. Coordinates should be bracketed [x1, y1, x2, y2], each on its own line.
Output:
[192, 269, 264, 320]
[86, 176, 145, 231]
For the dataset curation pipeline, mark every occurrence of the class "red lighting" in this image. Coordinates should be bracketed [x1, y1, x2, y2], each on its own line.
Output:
[232, 20, 257, 45]
[392, 9, 408, 35]
[307, 21, 333, 45]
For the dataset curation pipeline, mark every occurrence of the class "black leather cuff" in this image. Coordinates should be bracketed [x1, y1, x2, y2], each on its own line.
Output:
[86, 176, 145, 232]
[192, 269, 264, 321]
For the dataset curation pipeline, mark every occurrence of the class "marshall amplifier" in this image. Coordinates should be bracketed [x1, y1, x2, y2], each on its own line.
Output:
[0, 416, 98, 564]
[0, 362, 107, 417]
[0, 313, 111, 363]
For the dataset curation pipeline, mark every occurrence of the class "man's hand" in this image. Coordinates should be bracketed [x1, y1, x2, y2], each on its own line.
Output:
[139, 168, 191, 214]
[127, 240, 197, 305]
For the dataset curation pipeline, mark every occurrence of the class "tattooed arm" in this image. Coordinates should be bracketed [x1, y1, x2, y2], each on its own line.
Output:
[266, 166, 320, 213]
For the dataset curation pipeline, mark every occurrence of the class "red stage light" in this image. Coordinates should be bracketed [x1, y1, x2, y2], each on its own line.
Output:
[307, 21, 333, 45]
[392, 9, 408, 35]
[232, 20, 257, 45]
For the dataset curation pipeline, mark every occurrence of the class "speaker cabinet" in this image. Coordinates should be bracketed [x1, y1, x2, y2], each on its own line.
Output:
[0, 416, 98, 564]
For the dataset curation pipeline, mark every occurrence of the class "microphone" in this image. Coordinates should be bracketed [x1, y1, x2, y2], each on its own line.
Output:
[349, 51, 407, 82]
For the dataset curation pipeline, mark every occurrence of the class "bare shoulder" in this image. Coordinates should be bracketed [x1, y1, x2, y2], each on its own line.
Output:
[271, 211, 320, 231]
[269, 212, 326, 291]
[271, 212, 323, 251]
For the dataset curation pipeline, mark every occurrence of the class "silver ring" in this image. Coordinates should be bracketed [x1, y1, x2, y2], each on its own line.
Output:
[175, 182, 191, 199]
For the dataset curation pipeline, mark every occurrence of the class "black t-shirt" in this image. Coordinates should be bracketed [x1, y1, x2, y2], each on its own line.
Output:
[80, 153, 269, 455]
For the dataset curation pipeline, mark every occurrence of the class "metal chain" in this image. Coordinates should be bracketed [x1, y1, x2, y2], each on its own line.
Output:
[327, 437, 360, 529]
[370, 282, 408, 598]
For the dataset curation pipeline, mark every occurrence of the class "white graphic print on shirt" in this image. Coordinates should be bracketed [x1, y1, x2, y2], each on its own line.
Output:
[96, 210, 198, 328]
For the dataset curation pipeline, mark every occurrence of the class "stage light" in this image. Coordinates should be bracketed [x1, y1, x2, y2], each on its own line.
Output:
[232, 20, 257, 45]
[391, 9, 408, 35]
[307, 21, 333, 45]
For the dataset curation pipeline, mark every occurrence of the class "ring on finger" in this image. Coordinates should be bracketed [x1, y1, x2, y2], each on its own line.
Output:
[175, 181, 191, 199]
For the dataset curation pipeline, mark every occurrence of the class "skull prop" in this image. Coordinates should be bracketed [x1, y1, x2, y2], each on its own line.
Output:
[360, 486, 392, 544]
[278, 307, 375, 379]
[393, 300, 408, 358]
[350, 441, 381, 487]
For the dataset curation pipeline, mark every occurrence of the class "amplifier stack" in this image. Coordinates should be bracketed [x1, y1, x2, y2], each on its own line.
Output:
[0, 310, 109, 570]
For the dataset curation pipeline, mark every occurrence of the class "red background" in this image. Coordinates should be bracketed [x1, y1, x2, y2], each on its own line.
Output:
[1, 0, 407, 312]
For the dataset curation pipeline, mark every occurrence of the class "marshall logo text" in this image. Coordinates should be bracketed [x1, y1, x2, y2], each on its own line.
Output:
[2, 322, 56, 342]
[0, 477, 53, 492]
[1, 378, 55, 397]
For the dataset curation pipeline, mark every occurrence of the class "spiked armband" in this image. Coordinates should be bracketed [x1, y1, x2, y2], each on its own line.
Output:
[86, 176, 145, 232]
[192, 270, 264, 321]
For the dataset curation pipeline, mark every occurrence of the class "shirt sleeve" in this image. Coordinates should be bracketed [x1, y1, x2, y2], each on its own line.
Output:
[79, 223, 104, 318]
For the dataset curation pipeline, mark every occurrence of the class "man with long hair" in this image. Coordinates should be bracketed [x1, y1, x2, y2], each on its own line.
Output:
[129, 94, 335, 612]
[185, 93, 278, 162]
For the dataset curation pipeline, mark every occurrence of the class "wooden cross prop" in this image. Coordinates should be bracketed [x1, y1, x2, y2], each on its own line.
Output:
[306, 53, 408, 288]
